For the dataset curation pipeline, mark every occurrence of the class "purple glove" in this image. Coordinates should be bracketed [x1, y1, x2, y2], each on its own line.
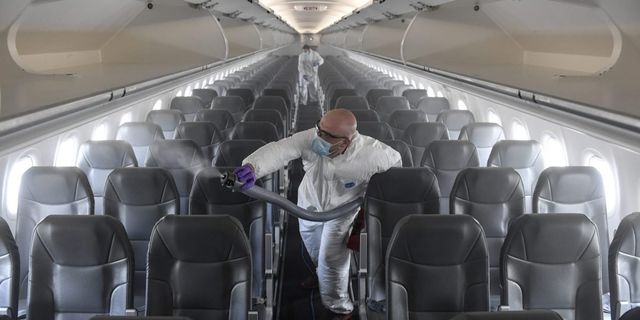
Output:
[234, 164, 256, 190]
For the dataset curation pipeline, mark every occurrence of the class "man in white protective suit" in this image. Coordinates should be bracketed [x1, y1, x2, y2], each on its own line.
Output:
[233, 109, 401, 319]
[298, 44, 324, 106]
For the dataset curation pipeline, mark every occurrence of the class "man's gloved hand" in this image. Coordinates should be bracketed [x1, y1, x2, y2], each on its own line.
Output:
[303, 75, 310, 81]
[233, 164, 256, 190]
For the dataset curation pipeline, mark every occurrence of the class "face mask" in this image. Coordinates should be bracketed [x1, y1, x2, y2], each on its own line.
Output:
[311, 136, 332, 157]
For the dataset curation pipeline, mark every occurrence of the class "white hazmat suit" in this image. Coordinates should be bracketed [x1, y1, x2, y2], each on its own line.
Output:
[298, 49, 324, 105]
[243, 128, 401, 314]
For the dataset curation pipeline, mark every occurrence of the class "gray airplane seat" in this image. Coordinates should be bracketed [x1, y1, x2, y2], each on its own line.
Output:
[533, 166, 610, 294]
[170, 96, 206, 121]
[243, 109, 285, 139]
[501, 214, 602, 320]
[401, 122, 449, 167]
[194, 109, 236, 139]
[92, 317, 190, 320]
[459, 123, 505, 166]
[334, 96, 370, 110]
[262, 88, 292, 110]
[227, 88, 255, 108]
[436, 110, 475, 139]
[191, 88, 218, 107]
[387, 215, 489, 319]
[620, 308, 640, 320]
[0, 217, 18, 320]
[146, 110, 185, 139]
[116, 122, 165, 166]
[351, 109, 381, 122]
[27, 215, 133, 319]
[212, 96, 247, 123]
[357, 121, 394, 141]
[365, 168, 440, 307]
[175, 121, 224, 163]
[253, 96, 289, 129]
[213, 139, 266, 167]
[388, 109, 428, 139]
[449, 311, 563, 320]
[330, 89, 358, 109]
[104, 167, 179, 312]
[417, 97, 450, 121]
[422, 140, 480, 213]
[610, 213, 640, 319]
[145, 140, 207, 215]
[230, 121, 279, 144]
[381, 140, 413, 167]
[375, 96, 410, 123]
[146, 215, 251, 320]
[366, 89, 394, 109]
[402, 89, 427, 108]
[451, 167, 525, 308]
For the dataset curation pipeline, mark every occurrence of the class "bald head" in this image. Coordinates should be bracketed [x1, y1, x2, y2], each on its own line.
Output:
[320, 109, 357, 139]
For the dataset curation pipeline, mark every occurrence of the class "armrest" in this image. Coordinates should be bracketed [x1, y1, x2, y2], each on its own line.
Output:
[497, 305, 510, 311]
[249, 310, 259, 320]
[0, 307, 11, 316]
[125, 309, 138, 316]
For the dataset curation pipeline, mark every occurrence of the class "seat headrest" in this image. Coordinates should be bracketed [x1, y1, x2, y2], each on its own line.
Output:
[335, 96, 370, 110]
[213, 140, 265, 167]
[488, 140, 543, 169]
[610, 212, 640, 257]
[175, 122, 223, 147]
[436, 110, 476, 130]
[194, 109, 235, 130]
[366, 88, 393, 101]
[192, 167, 262, 205]
[191, 88, 218, 106]
[402, 89, 427, 106]
[145, 140, 206, 169]
[452, 167, 524, 203]
[77, 140, 138, 169]
[351, 110, 380, 122]
[254, 96, 287, 108]
[388, 110, 427, 129]
[150, 215, 250, 262]
[146, 110, 185, 131]
[357, 121, 394, 140]
[388, 215, 487, 266]
[244, 109, 284, 122]
[423, 140, 479, 170]
[375, 96, 410, 113]
[116, 122, 164, 146]
[34, 215, 131, 266]
[105, 168, 179, 205]
[382, 140, 413, 167]
[212, 96, 246, 112]
[20, 167, 93, 204]
[449, 311, 563, 320]
[534, 166, 604, 203]
[170, 97, 205, 114]
[459, 123, 505, 147]
[417, 97, 450, 114]
[504, 214, 599, 264]
[402, 122, 449, 146]
[367, 167, 440, 203]
[230, 122, 279, 143]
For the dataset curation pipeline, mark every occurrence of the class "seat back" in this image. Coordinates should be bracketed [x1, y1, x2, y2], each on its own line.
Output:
[502, 214, 602, 320]
[375, 96, 410, 123]
[146, 215, 251, 320]
[387, 215, 489, 319]
[230, 121, 279, 143]
[459, 123, 505, 166]
[417, 97, 450, 121]
[366, 89, 393, 109]
[393, 84, 413, 97]
[357, 121, 394, 141]
[330, 89, 357, 109]
[533, 166, 610, 293]
[388, 109, 428, 139]
[227, 88, 255, 108]
[401, 122, 449, 167]
[263, 88, 292, 110]
[115, 122, 165, 165]
[243, 109, 285, 139]
[334, 96, 370, 110]
[76, 141, 138, 214]
[175, 122, 224, 162]
[0, 217, 18, 320]
[381, 140, 413, 167]
[487, 140, 543, 212]
[194, 109, 236, 138]
[146, 110, 185, 139]
[451, 167, 524, 302]
[350, 109, 380, 122]
[213, 140, 266, 167]
[402, 89, 427, 108]
[610, 213, 640, 319]
[620, 308, 640, 320]
[92, 317, 190, 320]
[170, 97, 205, 121]
[104, 168, 179, 309]
[190, 168, 265, 298]
[436, 110, 476, 139]
[449, 311, 563, 320]
[28, 215, 133, 319]
[145, 140, 206, 215]
[16, 167, 94, 301]
[365, 168, 440, 302]
[191, 88, 218, 107]
[422, 140, 480, 213]
[253, 96, 289, 125]
[212, 96, 247, 123]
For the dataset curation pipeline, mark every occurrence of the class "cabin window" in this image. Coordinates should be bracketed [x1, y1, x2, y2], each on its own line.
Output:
[55, 135, 79, 167]
[152, 99, 163, 110]
[427, 86, 435, 97]
[457, 100, 468, 110]
[487, 109, 502, 125]
[5, 154, 36, 216]
[418, 83, 425, 90]
[436, 91, 444, 98]
[209, 76, 215, 84]
[120, 112, 132, 125]
[185, 86, 192, 96]
[92, 123, 109, 141]
[176, 90, 183, 97]
[586, 153, 617, 216]
[194, 83, 200, 90]
[511, 119, 530, 140]
[541, 133, 567, 167]
[202, 79, 208, 88]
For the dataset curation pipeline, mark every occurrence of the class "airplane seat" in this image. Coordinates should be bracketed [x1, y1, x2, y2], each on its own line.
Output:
[330, 89, 358, 109]
[418, 97, 450, 121]
[243, 109, 285, 139]
[501, 214, 602, 320]
[610, 213, 640, 320]
[334, 96, 370, 110]
[103, 167, 179, 312]
[174, 122, 224, 163]
[387, 109, 428, 139]
[487, 140, 544, 213]
[356, 80, 379, 96]
[374, 96, 410, 123]
[193, 109, 236, 139]
[387, 215, 489, 319]
[212, 96, 247, 123]
[191, 88, 218, 107]
[91, 317, 190, 320]
[230, 121, 280, 144]
[451, 167, 525, 308]
[144, 140, 207, 215]
[620, 308, 640, 320]
[366, 89, 394, 109]
[401, 122, 449, 167]
[533, 166, 610, 293]
[0, 217, 18, 320]
[76, 140, 138, 214]
[226, 88, 255, 108]
[458, 123, 505, 166]
[115, 122, 165, 166]
[190, 168, 266, 299]
[27, 215, 133, 319]
[365, 168, 440, 305]
[422, 140, 480, 213]
[263, 88, 292, 110]
[294, 121, 317, 133]
[436, 110, 476, 139]
[449, 311, 563, 320]
[170, 97, 206, 121]
[351, 109, 380, 122]
[383, 80, 404, 91]
[357, 121, 394, 141]
[146, 215, 251, 319]
[212, 139, 266, 168]
[16, 167, 94, 312]
[253, 96, 289, 130]
[401, 89, 427, 107]
[381, 140, 414, 167]
[212, 80, 234, 94]
[146, 110, 185, 139]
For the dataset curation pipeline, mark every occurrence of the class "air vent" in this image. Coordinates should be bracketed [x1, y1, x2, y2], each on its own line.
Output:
[293, 5, 328, 12]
